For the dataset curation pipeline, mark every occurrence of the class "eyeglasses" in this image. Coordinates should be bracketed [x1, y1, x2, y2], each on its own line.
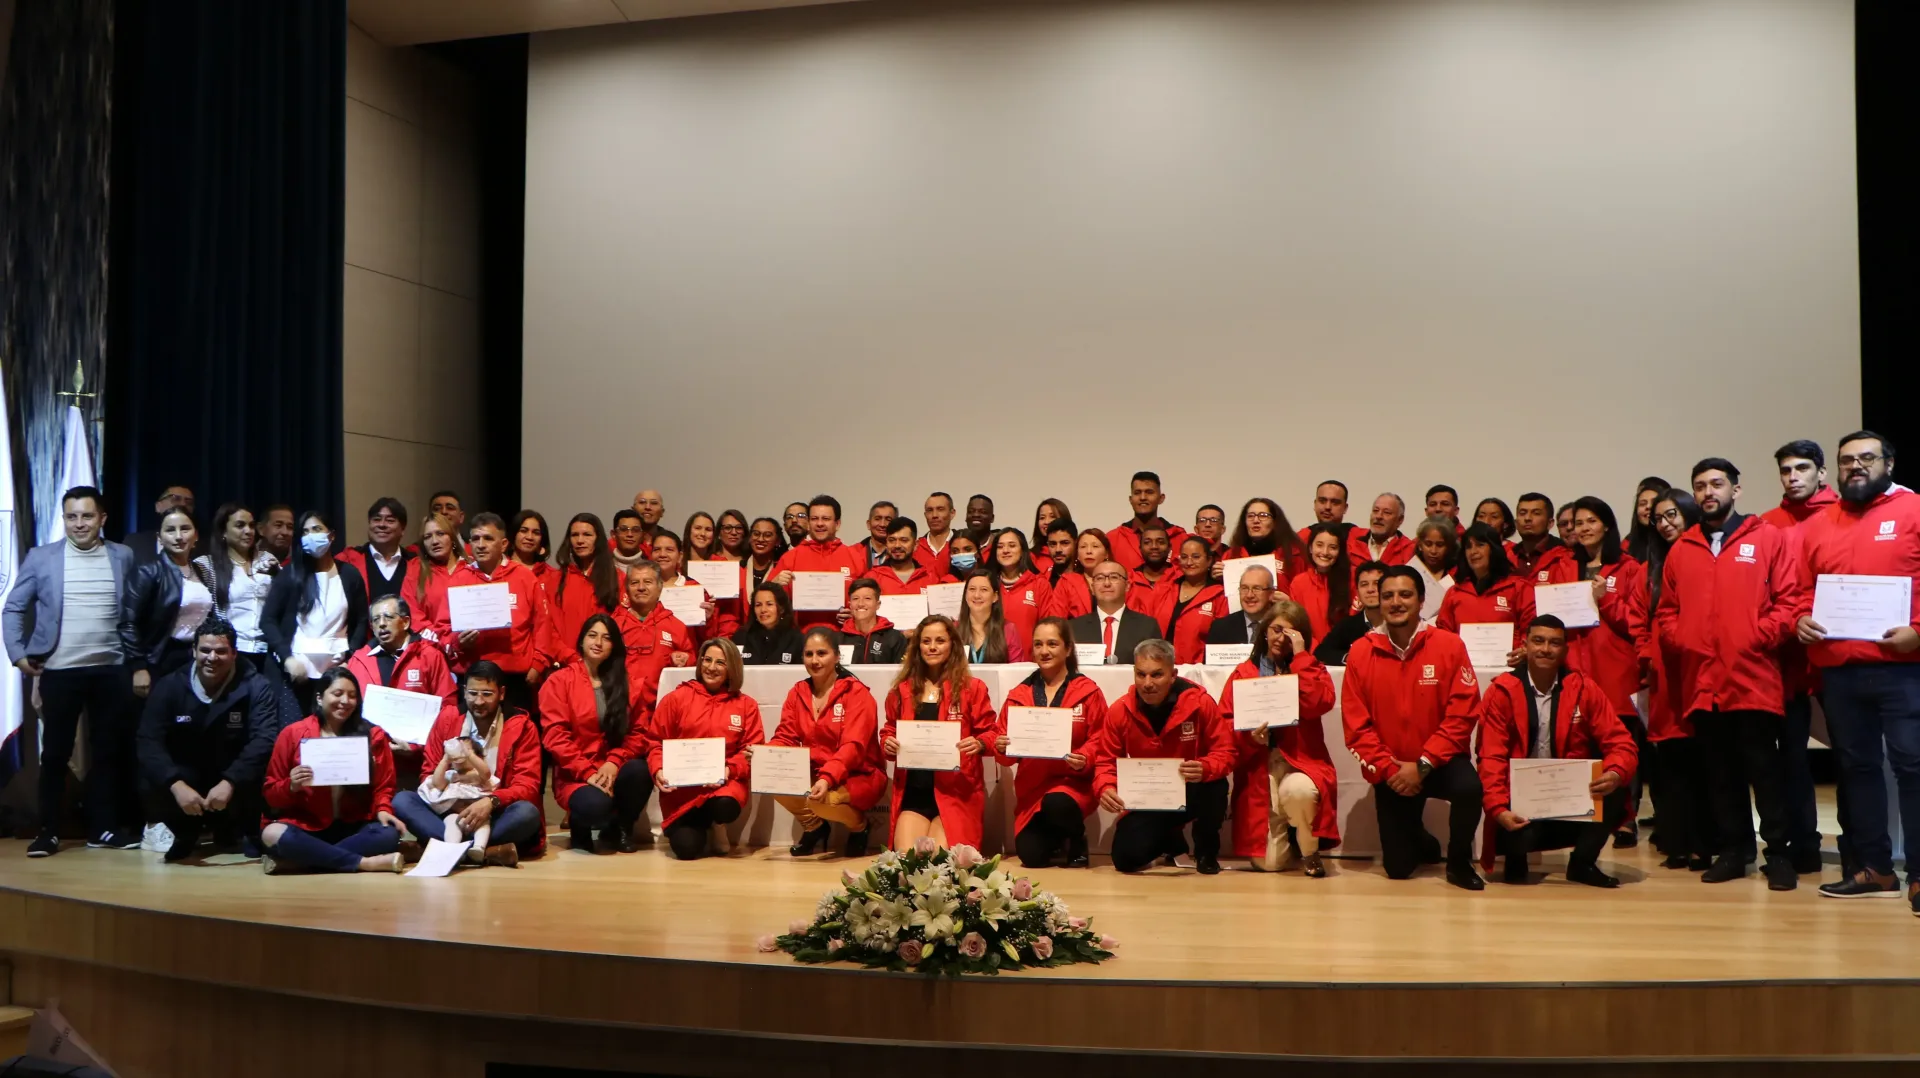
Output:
[1244, 511, 1272, 521]
[1656, 508, 1683, 522]
[1838, 454, 1884, 469]
[1195, 516, 1225, 527]
[1238, 584, 1273, 594]
[719, 523, 745, 533]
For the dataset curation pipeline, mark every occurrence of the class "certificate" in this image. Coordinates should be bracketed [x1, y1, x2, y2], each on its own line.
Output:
[838, 644, 856, 666]
[1229, 674, 1299, 731]
[686, 559, 741, 599]
[1811, 574, 1913, 642]
[1532, 582, 1599, 629]
[662, 737, 727, 787]
[658, 584, 708, 627]
[1116, 757, 1186, 811]
[878, 594, 928, 628]
[1075, 643, 1109, 666]
[361, 685, 443, 745]
[298, 736, 370, 787]
[1510, 758, 1602, 820]
[1003, 707, 1073, 759]
[789, 571, 847, 612]
[408, 838, 470, 878]
[924, 582, 963, 621]
[1458, 623, 1515, 670]
[894, 719, 961, 771]
[1222, 555, 1278, 615]
[1204, 643, 1252, 667]
[750, 744, 813, 796]
[446, 582, 511, 632]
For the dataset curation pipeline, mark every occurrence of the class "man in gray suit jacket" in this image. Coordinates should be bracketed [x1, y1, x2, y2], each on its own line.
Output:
[1069, 561, 1163, 665]
[4, 485, 141, 856]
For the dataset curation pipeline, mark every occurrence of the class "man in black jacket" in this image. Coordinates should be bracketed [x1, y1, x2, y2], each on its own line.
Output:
[136, 616, 281, 862]
[1205, 564, 1280, 647]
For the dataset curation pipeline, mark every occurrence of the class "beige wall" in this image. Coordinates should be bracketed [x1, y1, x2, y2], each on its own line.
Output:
[343, 23, 482, 533]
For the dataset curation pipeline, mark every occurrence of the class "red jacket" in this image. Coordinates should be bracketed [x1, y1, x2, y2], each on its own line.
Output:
[913, 534, 954, 578]
[616, 602, 696, 714]
[1477, 669, 1638, 817]
[541, 563, 618, 667]
[1043, 572, 1094, 620]
[995, 570, 1053, 654]
[1512, 540, 1577, 587]
[1797, 488, 1920, 669]
[1341, 626, 1481, 782]
[1000, 672, 1108, 835]
[772, 674, 887, 812]
[1656, 514, 1804, 715]
[1435, 573, 1535, 652]
[538, 660, 652, 811]
[1125, 565, 1175, 614]
[1108, 518, 1190, 572]
[1090, 680, 1237, 804]
[1347, 531, 1414, 568]
[401, 562, 456, 649]
[882, 677, 1001, 849]
[648, 680, 758, 827]
[448, 559, 550, 675]
[1566, 556, 1648, 716]
[1286, 568, 1353, 647]
[1761, 486, 1839, 529]
[861, 563, 946, 595]
[773, 539, 868, 629]
[1228, 543, 1309, 583]
[343, 635, 458, 714]
[261, 717, 397, 831]
[1221, 653, 1340, 856]
[1151, 580, 1227, 665]
[419, 707, 546, 855]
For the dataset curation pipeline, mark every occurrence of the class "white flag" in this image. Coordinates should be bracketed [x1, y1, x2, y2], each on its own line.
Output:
[0, 376, 25, 768]
[42, 404, 96, 544]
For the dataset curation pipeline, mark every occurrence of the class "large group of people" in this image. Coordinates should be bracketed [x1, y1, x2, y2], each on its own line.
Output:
[5, 433, 1916, 919]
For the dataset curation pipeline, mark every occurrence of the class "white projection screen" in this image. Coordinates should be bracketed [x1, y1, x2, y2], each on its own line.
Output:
[523, 0, 1858, 536]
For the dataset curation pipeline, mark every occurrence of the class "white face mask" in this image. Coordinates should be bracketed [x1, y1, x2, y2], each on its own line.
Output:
[301, 533, 332, 557]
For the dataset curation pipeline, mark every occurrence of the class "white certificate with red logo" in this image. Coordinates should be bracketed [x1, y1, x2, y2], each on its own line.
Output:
[789, 572, 846, 611]
[662, 737, 726, 788]
[1229, 674, 1298, 731]
[1458, 623, 1514, 670]
[878, 594, 928, 628]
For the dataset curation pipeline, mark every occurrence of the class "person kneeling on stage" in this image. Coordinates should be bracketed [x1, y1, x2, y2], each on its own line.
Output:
[650, 638, 759, 860]
[881, 615, 1000, 852]
[1222, 601, 1340, 877]
[393, 661, 546, 867]
[137, 616, 280, 862]
[259, 667, 404, 874]
[996, 617, 1109, 868]
[764, 627, 886, 858]
[1093, 639, 1236, 875]
[1479, 616, 1639, 887]
[542, 614, 654, 854]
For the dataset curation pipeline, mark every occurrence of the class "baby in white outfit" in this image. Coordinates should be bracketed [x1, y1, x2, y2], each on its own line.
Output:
[418, 736, 498, 859]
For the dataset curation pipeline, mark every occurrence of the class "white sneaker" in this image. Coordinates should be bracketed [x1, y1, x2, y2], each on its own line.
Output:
[142, 822, 176, 852]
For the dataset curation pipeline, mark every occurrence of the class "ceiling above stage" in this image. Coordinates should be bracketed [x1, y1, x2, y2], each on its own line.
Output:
[347, 0, 870, 46]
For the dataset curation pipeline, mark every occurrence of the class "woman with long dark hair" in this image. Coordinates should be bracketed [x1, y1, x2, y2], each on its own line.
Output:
[259, 668, 402, 874]
[126, 508, 215, 696]
[1643, 488, 1713, 870]
[649, 638, 759, 860]
[995, 617, 1107, 868]
[731, 582, 805, 666]
[545, 513, 622, 667]
[705, 509, 752, 640]
[953, 569, 1025, 663]
[194, 503, 278, 674]
[541, 613, 652, 854]
[1153, 536, 1227, 664]
[1029, 499, 1072, 573]
[1473, 498, 1518, 557]
[509, 510, 553, 586]
[264, 510, 370, 718]
[1224, 497, 1309, 580]
[1287, 523, 1355, 646]
[1566, 495, 1650, 848]
[880, 615, 999, 851]
[1625, 476, 1673, 563]
[988, 528, 1051, 654]
[765, 626, 886, 858]
[1437, 522, 1533, 661]
[742, 516, 786, 593]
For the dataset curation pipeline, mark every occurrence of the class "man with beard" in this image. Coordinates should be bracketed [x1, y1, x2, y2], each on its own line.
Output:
[1655, 458, 1805, 890]
[1798, 431, 1920, 912]
[1108, 472, 1188, 571]
[1511, 493, 1576, 585]
[782, 502, 810, 547]
[862, 518, 942, 594]
[1127, 524, 1177, 612]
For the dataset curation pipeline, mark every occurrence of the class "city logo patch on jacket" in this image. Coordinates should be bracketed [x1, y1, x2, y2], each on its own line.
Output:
[1736, 544, 1757, 563]
[406, 669, 422, 686]
[1495, 596, 1510, 610]
[832, 703, 844, 722]
[730, 713, 743, 729]
[1878, 520, 1897, 538]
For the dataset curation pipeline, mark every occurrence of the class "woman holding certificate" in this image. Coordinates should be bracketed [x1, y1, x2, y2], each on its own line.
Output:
[543, 514, 623, 667]
[1152, 537, 1226, 664]
[1222, 602, 1340, 876]
[880, 615, 1000, 852]
[649, 639, 758, 860]
[1565, 496, 1650, 848]
[732, 583, 805, 666]
[1287, 524, 1356, 647]
[541, 613, 653, 854]
[259, 669, 404, 874]
[1436, 522, 1534, 656]
[990, 529, 1052, 654]
[953, 571, 1026, 664]
[994, 617, 1107, 868]
[766, 627, 885, 858]
[691, 510, 747, 642]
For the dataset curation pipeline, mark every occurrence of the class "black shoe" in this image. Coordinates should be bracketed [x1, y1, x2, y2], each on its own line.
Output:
[1911, 886, 1919, 918]
[1063, 837, 1090, 869]
[242, 834, 262, 859]
[1639, 815, 1658, 829]
[1765, 860, 1798, 891]
[789, 825, 832, 857]
[1418, 838, 1445, 865]
[1661, 854, 1693, 870]
[601, 824, 636, 853]
[163, 838, 198, 863]
[87, 829, 141, 850]
[1194, 854, 1221, 875]
[26, 831, 58, 857]
[1446, 865, 1485, 891]
[1688, 855, 1713, 872]
[1792, 846, 1824, 875]
[1700, 857, 1745, 883]
[1568, 863, 1620, 889]
[1612, 829, 1638, 850]
[1818, 870, 1901, 899]
[842, 829, 869, 858]
[570, 825, 597, 853]
[1503, 858, 1532, 885]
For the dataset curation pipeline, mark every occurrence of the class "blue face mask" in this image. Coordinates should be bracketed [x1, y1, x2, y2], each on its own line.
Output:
[300, 532, 332, 558]
[948, 552, 977, 572]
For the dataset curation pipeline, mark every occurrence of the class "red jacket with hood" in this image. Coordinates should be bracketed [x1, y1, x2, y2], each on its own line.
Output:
[1347, 531, 1414, 568]
[995, 569, 1053, 655]
[1477, 668, 1638, 817]
[1566, 555, 1648, 716]
[616, 602, 696, 715]
[541, 562, 619, 668]
[1655, 513, 1804, 716]
[648, 680, 759, 827]
[861, 563, 946, 596]
[1108, 518, 1190, 572]
[262, 717, 397, 831]
[772, 674, 887, 812]
[538, 660, 652, 811]
[419, 706, 546, 855]
[1340, 625, 1481, 783]
[1222, 652, 1340, 856]
[999, 671, 1108, 834]
[448, 559, 550, 675]
[1760, 487, 1838, 697]
[1436, 573, 1535, 652]
[773, 538, 868, 629]
[1090, 679, 1238, 803]
[881, 677, 1001, 849]
[1151, 580, 1227, 665]
[1797, 487, 1920, 669]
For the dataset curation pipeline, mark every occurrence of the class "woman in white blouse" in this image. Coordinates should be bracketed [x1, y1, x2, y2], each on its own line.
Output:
[264, 510, 370, 718]
[192, 503, 279, 675]
[125, 508, 216, 697]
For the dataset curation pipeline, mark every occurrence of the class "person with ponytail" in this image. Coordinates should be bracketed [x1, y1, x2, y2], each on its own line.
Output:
[541, 613, 653, 854]
[258, 668, 403, 874]
[760, 626, 885, 858]
[544, 513, 623, 668]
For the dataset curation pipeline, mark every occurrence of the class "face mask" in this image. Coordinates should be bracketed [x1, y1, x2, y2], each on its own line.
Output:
[949, 553, 977, 572]
[301, 533, 332, 558]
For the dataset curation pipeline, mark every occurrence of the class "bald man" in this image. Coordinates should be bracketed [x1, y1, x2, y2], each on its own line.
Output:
[632, 489, 666, 549]
[1067, 562, 1163, 665]
[1348, 493, 1414, 566]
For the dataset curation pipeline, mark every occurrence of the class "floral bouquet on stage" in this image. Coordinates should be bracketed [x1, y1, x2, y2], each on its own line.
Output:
[761, 839, 1117, 976]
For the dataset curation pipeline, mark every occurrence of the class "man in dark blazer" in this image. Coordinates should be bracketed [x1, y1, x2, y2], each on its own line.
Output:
[1205, 564, 1280, 647]
[1069, 561, 1162, 665]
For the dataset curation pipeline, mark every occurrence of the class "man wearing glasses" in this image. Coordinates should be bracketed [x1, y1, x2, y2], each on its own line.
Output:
[1192, 505, 1229, 559]
[1206, 564, 1279, 647]
[1068, 561, 1163, 665]
[344, 595, 459, 751]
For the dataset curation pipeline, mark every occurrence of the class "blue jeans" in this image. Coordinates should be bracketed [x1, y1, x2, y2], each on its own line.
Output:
[1822, 663, 1920, 877]
[264, 820, 399, 873]
[391, 790, 542, 850]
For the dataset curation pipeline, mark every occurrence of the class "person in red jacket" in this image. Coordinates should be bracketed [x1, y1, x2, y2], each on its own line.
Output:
[1348, 493, 1414, 567]
[771, 494, 868, 629]
[1108, 471, 1189, 571]
[1222, 601, 1339, 876]
[1091, 638, 1236, 874]
[1227, 497, 1310, 583]
[1797, 432, 1920, 906]
[344, 596, 457, 777]
[1127, 525, 1178, 602]
[988, 528, 1052, 653]
[616, 562, 696, 714]
[1641, 488, 1716, 871]
[864, 517, 946, 595]
[648, 638, 758, 860]
[1656, 457, 1807, 890]
[1565, 497, 1650, 848]
[1290, 524, 1356, 646]
[449, 513, 552, 712]
[879, 615, 1000, 851]
[1297, 480, 1350, 546]
[766, 627, 887, 859]
[1042, 529, 1111, 620]
[403, 513, 464, 649]
[541, 613, 653, 854]
[258, 668, 404, 874]
[1191, 504, 1229, 560]
[544, 513, 623, 668]
[914, 492, 958, 576]
[1152, 537, 1226, 664]
[1480, 616, 1638, 887]
[1436, 522, 1532, 662]
[993, 617, 1108, 868]
[390, 661, 545, 866]
[1342, 565, 1485, 889]
[1511, 493, 1577, 586]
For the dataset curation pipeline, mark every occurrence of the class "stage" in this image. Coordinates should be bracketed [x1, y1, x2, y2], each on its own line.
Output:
[3, 834, 1916, 1075]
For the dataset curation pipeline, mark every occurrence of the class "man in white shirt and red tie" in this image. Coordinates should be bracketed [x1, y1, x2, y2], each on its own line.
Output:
[1068, 562, 1161, 665]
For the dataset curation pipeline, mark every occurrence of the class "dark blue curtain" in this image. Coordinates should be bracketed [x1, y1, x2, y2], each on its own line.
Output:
[1855, 0, 1909, 457]
[103, 0, 345, 537]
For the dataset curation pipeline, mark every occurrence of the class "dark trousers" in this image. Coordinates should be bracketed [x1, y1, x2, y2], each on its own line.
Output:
[1780, 693, 1824, 855]
[1500, 787, 1629, 870]
[1822, 663, 1920, 877]
[1618, 711, 1651, 826]
[1015, 792, 1088, 866]
[37, 665, 136, 835]
[1652, 736, 1717, 861]
[264, 820, 399, 873]
[390, 790, 542, 850]
[564, 759, 653, 833]
[141, 771, 262, 849]
[665, 795, 742, 860]
[1373, 755, 1482, 879]
[1694, 709, 1789, 863]
[1110, 778, 1229, 873]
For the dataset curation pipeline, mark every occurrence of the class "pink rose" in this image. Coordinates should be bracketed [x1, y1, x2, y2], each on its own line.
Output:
[898, 939, 924, 964]
[756, 934, 779, 952]
[914, 835, 938, 855]
[841, 870, 858, 887]
[1099, 935, 1118, 950]
[789, 919, 811, 935]
[1069, 917, 1088, 931]
[1031, 936, 1054, 960]
[1011, 879, 1033, 900]
[958, 932, 987, 959]
[950, 843, 982, 869]
[828, 938, 844, 953]
[965, 888, 982, 905]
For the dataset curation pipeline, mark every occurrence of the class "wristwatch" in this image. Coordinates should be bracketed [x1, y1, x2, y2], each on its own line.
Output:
[1416, 759, 1434, 778]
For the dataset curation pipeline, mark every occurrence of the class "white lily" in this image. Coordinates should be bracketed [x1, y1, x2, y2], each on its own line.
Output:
[867, 895, 913, 937]
[911, 891, 961, 940]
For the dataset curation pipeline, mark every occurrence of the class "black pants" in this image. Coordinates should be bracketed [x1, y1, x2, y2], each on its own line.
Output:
[1373, 755, 1483, 879]
[1652, 736, 1718, 861]
[37, 665, 137, 836]
[1500, 787, 1629, 871]
[1779, 693, 1823, 856]
[665, 795, 742, 860]
[1618, 711, 1651, 826]
[565, 759, 653, 832]
[1110, 779, 1228, 873]
[140, 771, 262, 849]
[1015, 792, 1087, 866]
[1693, 709, 1788, 863]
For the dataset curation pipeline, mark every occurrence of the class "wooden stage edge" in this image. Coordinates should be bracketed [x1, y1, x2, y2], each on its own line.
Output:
[3, 844, 1919, 1070]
